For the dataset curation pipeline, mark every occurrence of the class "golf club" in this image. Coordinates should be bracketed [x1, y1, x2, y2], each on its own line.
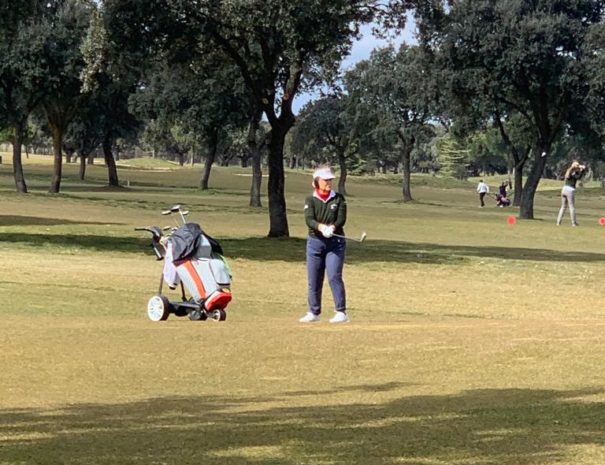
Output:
[161, 204, 189, 225]
[332, 231, 367, 243]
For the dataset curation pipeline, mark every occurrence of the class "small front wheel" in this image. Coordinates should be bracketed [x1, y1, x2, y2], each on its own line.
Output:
[210, 309, 227, 322]
[147, 295, 170, 322]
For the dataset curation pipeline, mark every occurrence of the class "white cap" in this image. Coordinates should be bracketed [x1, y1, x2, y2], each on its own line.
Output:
[313, 167, 335, 180]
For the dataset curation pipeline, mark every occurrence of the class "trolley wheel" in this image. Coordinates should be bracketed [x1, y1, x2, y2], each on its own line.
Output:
[188, 308, 207, 321]
[210, 309, 227, 322]
[147, 295, 170, 322]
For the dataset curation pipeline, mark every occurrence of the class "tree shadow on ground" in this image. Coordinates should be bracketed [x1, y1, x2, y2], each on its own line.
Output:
[1, 385, 604, 465]
[219, 237, 605, 264]
[0, 215, 122, 227]
[1, 234, 604, 264]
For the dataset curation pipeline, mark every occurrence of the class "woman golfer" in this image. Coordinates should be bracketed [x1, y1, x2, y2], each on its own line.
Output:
[299, 165, 349, 323]
[556, 160, 586, 227]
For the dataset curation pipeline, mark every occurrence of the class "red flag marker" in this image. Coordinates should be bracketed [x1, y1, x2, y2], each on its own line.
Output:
[599, 217, 605, 226]
[507, 215, 517, 225]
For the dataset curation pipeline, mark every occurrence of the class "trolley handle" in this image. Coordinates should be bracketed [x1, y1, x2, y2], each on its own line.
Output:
[135, 226, 166, 260]
[134, 226, 163, 241]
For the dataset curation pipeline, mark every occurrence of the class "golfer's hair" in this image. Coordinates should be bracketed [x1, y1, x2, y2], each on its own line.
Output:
[565, 160, 581, 179]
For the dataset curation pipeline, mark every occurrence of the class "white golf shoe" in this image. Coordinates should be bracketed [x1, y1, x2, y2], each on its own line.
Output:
[329, 312, 350, 323]
[299, 312, 320, 323]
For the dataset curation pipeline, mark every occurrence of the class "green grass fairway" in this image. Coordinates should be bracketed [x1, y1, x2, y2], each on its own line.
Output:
[1, 153, 604, 465]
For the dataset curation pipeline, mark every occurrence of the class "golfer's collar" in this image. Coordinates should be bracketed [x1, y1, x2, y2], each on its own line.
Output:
[313, 190, 336, 203]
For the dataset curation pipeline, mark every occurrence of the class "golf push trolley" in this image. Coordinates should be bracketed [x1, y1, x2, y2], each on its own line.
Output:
[136, 205, 232, 322]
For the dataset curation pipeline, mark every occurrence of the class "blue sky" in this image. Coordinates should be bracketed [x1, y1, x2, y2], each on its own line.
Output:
[293, 20, 416, 113]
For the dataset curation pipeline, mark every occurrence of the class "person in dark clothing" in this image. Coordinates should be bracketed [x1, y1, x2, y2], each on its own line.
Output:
[496, 180, 511, 207]
[495, 194, 511, 207]
[556, 161, 586, 226]
[499, 180, 510, 198]
[300, 165, 349, 323]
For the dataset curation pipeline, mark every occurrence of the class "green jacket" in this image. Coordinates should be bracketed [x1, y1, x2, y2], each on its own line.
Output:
[304, 192, 347, 238]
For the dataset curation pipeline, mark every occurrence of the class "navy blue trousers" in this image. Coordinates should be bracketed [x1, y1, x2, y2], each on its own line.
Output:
[306, 235, 346, 315]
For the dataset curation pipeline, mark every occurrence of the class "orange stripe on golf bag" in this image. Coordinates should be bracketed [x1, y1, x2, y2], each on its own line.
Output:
[182, 260, 207, 299]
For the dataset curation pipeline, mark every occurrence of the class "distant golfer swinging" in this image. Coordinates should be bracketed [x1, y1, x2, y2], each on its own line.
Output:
[299, 165, 349, 323]
[556, 160, 586, 227]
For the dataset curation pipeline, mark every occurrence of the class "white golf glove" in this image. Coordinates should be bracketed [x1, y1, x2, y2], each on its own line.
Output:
[319, 224, 334, 238]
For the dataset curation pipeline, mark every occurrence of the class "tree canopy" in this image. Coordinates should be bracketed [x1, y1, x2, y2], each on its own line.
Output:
[416, 0, 605, 218]
[1, 0, 604, 225]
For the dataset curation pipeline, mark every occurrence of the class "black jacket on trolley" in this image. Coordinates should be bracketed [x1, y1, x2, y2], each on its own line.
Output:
[170, 223, 223, 261]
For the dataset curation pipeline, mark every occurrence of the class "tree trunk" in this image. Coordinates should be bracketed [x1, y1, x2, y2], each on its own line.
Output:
[78, 152, 87, 180]
[398, 129, 415, 202]
[248, 110, 263, 208]
[49, 124, 63, 193]
[250, 154, 262, 208]
[519, 146, 548, 219]
[200, 132, 218, 190]
[12, 123, 28, 193]
[512, 160, 525, 207]
[509, 147, 529, 207]
[87, 153, 94, 165]
[337, 149, 347, 196]
[266, 126, 289, 237]
[103, 137, 120, 187]
[494, 114, 529, 208]
[402, 146, 413, 202]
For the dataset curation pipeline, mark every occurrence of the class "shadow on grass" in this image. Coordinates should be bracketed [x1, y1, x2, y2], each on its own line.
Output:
[1, 233, 604, 264]
[219, 238, 605, 264]
[0, 215, 122, 227]
[1, 386, 604, 464]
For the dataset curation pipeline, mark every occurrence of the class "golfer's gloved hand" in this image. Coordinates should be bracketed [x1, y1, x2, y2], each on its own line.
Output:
[319, 224, 334, 238]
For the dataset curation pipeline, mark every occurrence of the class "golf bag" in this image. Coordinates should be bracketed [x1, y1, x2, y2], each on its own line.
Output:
[164, 223, 232, 312]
